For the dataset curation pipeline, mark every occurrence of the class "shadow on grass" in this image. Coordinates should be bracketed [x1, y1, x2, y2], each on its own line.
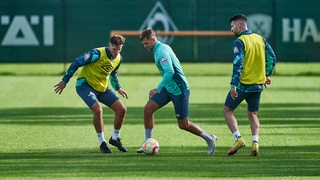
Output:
[0, 103, 319, 127]
[0, 103, 320, 127]
[0, 103, 319, 178]
[0, 145, 319, 178]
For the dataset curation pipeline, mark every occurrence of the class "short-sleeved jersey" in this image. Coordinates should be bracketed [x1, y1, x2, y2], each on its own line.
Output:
[153, 41, 190, 95]
[231, 30, 276, 92]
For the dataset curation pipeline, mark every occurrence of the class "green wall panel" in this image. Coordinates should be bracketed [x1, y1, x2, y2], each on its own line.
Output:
[0, 0, 319, 62]
[0, 0, 64, 62]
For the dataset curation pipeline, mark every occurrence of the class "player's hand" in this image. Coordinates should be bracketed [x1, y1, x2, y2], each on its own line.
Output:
[149, 89, 159, 98]
[54, 81, 66, 95]
[118, 88, 128, 99]
[230, 87, 238, 100]
[264, 77, 271, 88]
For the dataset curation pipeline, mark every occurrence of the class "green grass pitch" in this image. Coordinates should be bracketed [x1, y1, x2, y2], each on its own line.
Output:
[0, 63, 319, 179]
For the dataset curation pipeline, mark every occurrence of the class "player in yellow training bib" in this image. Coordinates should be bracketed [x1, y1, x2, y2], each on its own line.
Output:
[224, 14, 276, 157]
[54, 35, 129, 154]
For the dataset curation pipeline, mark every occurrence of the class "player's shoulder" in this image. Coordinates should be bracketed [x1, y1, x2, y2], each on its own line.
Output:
[233, 38, 244, 47]
[94, 47, 105, 53]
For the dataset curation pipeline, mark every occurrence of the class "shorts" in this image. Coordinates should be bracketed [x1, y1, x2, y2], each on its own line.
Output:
[76, 81, 119, 108]
[224, 89, 261, 112]
[150, 88, 190, 120]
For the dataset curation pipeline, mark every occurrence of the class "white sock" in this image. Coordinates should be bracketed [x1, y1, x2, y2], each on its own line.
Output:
[200, 131, 212, 142]
[252, 135, 259, 142]
[232, 130, 241, 140]
[97, 132, 106, 145]
[112, 129, 120, 140]
[145, 129, 152, 139]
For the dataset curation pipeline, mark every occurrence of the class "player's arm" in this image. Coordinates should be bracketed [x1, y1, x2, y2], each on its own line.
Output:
[110, 64, 120, 89]
[155, 56, 174, 92]
[229, 40, 244, 99]
[62, 49, 100, 84]
[263, 40, 276, 88]
[54, 49, 100, 94]
[230, 40, 244, 88]
[110, 58, 128, 99]
[265, 40, 276, 76]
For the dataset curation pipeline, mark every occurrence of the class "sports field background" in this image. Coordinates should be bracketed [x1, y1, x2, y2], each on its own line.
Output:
[0, 63, 319, 179]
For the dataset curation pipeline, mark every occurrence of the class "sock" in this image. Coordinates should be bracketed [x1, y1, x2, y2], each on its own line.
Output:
[145, 129, 152, 139]
[232, 130, 241, 140]
[252, 135, 259, 142]
[97, 132, 106, 145]
[112, 129, 120, 140]
[200, 131, 212, 142]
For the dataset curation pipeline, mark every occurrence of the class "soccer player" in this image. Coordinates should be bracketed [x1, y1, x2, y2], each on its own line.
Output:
[224, 14, 276, 156]
[137, 28, 217, 155]
[54, 34, 129, 154]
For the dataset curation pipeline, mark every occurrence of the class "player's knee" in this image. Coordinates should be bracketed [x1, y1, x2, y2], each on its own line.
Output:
[177, 119, 188, 130]
[118, 106, 127, 116]
[248, 111, 258, 119]
[248, 112, 260, 127]
[144, 105, 154, 115]
[91, 103, 103, 115]
[223, 106, 233, 116]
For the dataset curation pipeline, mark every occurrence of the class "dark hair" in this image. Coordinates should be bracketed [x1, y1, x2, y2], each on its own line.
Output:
[110, 34, 125, 45]
[139, 28, 156, 41]
[230, 14, 247, 23]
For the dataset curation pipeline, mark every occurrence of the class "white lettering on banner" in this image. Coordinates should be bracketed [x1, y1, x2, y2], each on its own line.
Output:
[43, 16, 54, 46]
[301, 19, 320, 42]
[283, 18, 320, 43]
[1, 15, 54, 46]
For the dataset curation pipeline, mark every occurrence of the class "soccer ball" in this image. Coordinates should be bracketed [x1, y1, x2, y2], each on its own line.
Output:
[141, 138, 160, 155]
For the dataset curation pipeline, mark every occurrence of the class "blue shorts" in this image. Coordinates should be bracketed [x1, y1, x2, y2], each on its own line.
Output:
[150, 88, 190, 120]
[76, 81, 119, 108]
[224, 89, 261, 112]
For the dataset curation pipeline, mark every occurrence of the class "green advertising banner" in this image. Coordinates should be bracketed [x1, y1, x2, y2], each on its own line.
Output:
[274, 0, 320, 62]
[0, 0, 319, 62]
[0, 0, 64, 62]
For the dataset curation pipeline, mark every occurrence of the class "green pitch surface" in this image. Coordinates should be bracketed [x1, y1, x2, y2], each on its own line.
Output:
[0, 63, 319, 179]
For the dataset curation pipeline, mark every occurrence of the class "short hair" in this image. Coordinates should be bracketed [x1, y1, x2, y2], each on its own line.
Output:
[110, 34, 125, 45]
[230, 14, 247, 23]
[139, 28, 156, 41]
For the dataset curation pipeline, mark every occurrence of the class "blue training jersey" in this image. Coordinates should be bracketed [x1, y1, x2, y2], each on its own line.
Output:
[153, 41, 190, 95]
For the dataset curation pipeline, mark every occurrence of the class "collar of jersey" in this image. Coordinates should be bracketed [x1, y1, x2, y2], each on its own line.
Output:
[105, 47, 117, 60]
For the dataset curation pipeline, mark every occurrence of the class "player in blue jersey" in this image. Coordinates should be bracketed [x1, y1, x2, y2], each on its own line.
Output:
[224, 14, 276, 156]
[54, 34, 129, 154]
[137, 28, 217, 155]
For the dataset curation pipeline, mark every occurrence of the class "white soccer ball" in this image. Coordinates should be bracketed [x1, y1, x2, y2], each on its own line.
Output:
[141, 138, 160, 155]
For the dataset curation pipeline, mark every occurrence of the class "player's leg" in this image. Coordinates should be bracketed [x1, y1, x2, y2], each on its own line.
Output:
[177, 117, 217, 155]
[91, 102, 104, 135]
[223, 106, 238, 134]
[245, 92, 261, 156]
[110, 99, 127, 131]
[224, 90, 246, 155]
[99, 88, 128, 152]
[144, 89, 170, 139]
[76, 82, 112, 154]
[248, 111, 259, 140]
[177, 117, 201, 135]
[137, 89, 169, 153]
[143, 100, 159, 133]
[173, 90, 217, 154]
[248, 111, 260, 156]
